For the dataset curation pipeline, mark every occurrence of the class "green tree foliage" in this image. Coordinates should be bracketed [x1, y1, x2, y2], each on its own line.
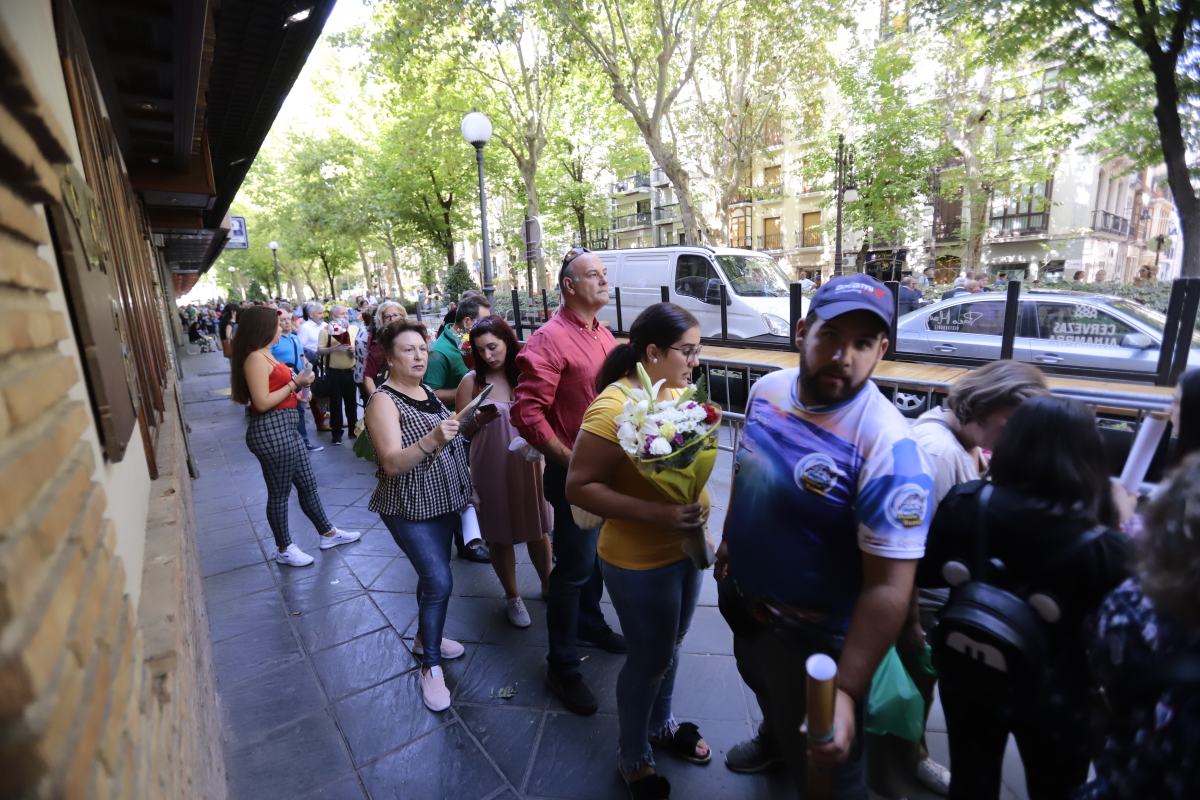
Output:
[688, 0, 844, 242]
[547, 0, 734, 244]
[919, 0, 1199, 278]
[443, 260, 479, 299]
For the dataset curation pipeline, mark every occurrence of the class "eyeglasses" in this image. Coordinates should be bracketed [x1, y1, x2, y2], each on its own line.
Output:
[558, 247, 591, 284]
[669, 345, 703, 361]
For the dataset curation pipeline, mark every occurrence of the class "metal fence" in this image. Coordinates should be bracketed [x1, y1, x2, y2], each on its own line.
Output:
[504, 276, 1200, 388]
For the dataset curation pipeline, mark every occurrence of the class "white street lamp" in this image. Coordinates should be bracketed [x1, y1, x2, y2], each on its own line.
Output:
[268, 240, 281, 299]
[461, 111, 494, 303]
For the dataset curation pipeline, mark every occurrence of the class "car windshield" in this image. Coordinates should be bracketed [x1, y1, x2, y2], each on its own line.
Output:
[716, 255, 791, 297]
[1109, 299, 1200, 348]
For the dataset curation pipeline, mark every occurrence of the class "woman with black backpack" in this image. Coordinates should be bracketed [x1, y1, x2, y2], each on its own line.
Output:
[918, 395, 1130, 800]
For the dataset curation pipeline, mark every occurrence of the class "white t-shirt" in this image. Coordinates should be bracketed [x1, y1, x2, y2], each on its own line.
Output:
[910, 407, 983, 504]
[298, 318, 325, 352]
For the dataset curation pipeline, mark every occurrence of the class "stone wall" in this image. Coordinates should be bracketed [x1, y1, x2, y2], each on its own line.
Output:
[0, 14, 225, 800]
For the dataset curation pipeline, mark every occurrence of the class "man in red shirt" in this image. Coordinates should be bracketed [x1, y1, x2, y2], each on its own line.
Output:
[513, 248, 628, 716]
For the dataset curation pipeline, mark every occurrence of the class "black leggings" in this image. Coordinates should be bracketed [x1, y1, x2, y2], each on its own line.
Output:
[941, 681, 1091, 800]
[245, 407, 332, 549]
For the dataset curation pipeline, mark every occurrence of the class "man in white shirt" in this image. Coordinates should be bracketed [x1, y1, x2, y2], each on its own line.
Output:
[299, 303, 329, 431]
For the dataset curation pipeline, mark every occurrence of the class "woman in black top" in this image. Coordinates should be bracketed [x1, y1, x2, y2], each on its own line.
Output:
[918, 396, 1130, 800]
[364, 318, 496, 713]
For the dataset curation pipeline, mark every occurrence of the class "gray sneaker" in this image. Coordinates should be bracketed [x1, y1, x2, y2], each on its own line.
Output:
[724, 729, 783, 774]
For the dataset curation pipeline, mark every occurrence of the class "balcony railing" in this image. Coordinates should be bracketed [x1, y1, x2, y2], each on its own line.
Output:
[654, 203, 680, 222]
[798, 229, 821, 248]
[989, 213, 1049, 238]
[934, 219, 963, 242]
[731, 191, 753, 205]
[612, 212, 652, 230]
[758, 233, 783, 251]
[611, 172, 651, 194]
[756, 181, 783, 200]
[1092, 209, 1131, 236]
[650, 167, 668, 186]
[762, 126, 784, 148]
[571, 230, 610, 251]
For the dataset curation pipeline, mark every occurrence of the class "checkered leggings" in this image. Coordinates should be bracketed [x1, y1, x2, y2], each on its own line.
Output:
[245, 407, 332, 549]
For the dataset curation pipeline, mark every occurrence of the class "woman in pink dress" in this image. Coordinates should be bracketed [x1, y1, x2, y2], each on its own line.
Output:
[455, 315, 553, 628]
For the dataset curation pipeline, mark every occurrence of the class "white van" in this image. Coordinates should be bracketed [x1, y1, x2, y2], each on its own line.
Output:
[594, 246, 804, 343]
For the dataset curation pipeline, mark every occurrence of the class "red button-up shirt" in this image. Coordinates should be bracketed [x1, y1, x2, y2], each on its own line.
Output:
[512, 305, 615, 451]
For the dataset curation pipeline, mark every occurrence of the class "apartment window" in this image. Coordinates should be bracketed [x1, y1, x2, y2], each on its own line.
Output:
[762, 165, 782, 190]
[730, 212, 750, 248]
[990, 179, 1052, 236]
[762, 217, 782, 250]
[801, 212, 821, 247]
[636, 199, 650, 214]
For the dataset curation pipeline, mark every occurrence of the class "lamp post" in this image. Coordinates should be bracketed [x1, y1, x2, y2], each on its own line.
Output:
[268, 240, 281, 300]
[461, 111, 494, 303]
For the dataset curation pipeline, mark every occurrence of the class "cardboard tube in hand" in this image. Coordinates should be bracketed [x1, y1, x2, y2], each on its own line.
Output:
[805, 654, 838, 800]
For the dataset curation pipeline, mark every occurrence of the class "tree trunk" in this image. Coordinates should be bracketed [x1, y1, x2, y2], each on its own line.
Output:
[320, 253, 337, 298]
[519, 162, 547, 292]
[651, 140, 704, 245]
[356, 240, 374, 294]
[1145, 51, 1199, 278]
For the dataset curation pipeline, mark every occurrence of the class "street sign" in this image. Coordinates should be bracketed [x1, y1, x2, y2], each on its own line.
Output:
[226, 216, 248, 249]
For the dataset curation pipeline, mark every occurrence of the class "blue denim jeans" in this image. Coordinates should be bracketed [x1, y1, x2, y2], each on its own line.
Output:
[380, 512, 456, 668]
[717, 578, 867, 800]
[296, 400, 312, 444]
[601, 557, 701, 772]
[543, 462, 608, 676]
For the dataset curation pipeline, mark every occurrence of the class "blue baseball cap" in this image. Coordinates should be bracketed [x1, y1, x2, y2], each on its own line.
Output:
[809, 274, 894, 327]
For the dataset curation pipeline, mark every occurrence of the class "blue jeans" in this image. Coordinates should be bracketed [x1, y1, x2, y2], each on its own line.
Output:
[544, 462, 608, 676]
[717, 578, 867, 800]
[380, 512, 456, 668]
[296, 400, 312, 444]
[602, 558, 701, 772]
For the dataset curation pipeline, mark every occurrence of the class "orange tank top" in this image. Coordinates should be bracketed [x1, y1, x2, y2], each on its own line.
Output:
[266, 359, 298, 411]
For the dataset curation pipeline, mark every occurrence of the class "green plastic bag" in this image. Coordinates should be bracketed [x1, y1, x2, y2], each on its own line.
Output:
[865, 646, 925, 743]
[351, 422, 376, 462]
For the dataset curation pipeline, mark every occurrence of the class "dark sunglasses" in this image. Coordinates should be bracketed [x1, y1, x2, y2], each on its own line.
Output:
[558, 247, 591, 283]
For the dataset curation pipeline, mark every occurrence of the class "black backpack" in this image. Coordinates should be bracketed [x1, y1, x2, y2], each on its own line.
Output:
[929, 483, 1107, 704]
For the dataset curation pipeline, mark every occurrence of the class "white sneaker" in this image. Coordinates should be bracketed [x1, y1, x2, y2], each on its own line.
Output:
[506, 597, 531, 628]
[276, 544, 314, 567]
[319, 528, 362, 550]
[419, 665, 451, 712]
[916, 756, 951, 796]
[412, 636, 465, 659]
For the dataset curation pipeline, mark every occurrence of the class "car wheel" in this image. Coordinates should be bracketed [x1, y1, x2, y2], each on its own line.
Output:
[893, 391, 927, 417]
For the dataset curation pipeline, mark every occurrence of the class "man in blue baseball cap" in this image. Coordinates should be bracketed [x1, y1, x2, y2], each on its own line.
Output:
[715, 274, 935, 797]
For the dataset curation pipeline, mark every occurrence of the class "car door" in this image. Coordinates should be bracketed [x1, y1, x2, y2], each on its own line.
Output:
[672, 253, 724, 337]
[1029, 301, 1158, 373]
[920, 297, 1031, 361]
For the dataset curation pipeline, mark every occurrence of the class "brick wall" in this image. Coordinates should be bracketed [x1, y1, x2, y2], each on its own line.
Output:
[0, 17, 225, 800]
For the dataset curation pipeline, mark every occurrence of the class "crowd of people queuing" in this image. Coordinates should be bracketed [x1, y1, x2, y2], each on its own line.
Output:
[212, 257, 1199, 800]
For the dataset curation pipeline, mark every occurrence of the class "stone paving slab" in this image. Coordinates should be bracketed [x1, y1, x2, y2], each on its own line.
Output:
[180, 349, 1030, 799]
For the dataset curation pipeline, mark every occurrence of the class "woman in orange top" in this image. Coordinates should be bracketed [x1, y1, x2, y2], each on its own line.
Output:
[230, 306, 361, 567]
[566, 303, 712, 799]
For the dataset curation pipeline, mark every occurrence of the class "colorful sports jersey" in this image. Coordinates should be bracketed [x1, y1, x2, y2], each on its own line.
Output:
[724, 368, 933, 633]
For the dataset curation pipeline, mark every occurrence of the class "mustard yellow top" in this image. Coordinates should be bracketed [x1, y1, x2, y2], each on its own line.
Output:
[580, 381, 711, 571]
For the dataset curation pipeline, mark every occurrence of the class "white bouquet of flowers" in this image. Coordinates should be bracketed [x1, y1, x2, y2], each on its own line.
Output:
[572, 363, 722, 568]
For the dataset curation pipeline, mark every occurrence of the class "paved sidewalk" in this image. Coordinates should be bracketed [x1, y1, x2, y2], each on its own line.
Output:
[181, 349, 1028, 799]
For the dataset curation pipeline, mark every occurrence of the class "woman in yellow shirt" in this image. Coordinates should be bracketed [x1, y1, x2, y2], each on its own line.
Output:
[567, 302, 711, 799]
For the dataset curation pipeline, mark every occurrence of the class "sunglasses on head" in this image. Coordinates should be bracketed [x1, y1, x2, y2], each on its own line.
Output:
[558, 247, 591, 283]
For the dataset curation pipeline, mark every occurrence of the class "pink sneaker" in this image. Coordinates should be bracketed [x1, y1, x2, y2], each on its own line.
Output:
[419, 666, 450, 712]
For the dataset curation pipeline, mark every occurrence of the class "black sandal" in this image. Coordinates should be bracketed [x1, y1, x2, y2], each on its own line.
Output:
[621, 770, 670, 799]
[650, 721, 712, 765]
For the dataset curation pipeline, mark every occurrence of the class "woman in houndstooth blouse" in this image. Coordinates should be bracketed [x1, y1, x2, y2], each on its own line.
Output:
[365, 318, 498, 713]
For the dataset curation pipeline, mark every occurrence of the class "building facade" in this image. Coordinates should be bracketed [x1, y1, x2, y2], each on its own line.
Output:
[0, 2, 332, 796]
